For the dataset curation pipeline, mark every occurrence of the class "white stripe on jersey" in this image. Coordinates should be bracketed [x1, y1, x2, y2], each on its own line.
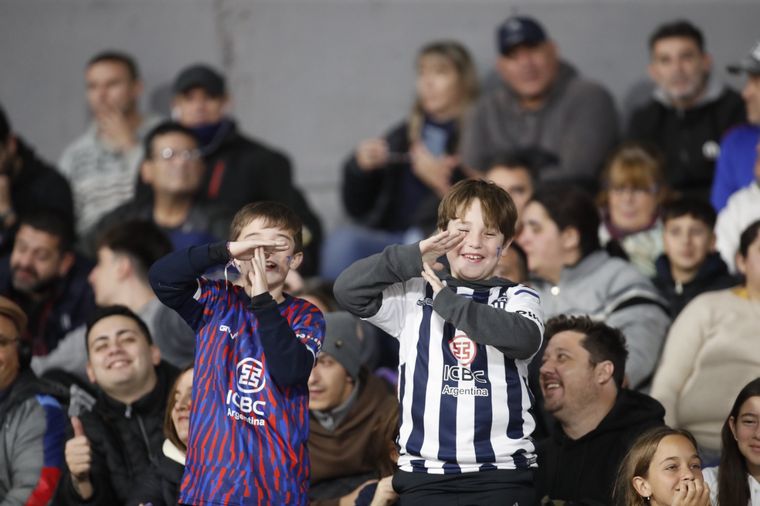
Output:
[366, 278, 543, 474]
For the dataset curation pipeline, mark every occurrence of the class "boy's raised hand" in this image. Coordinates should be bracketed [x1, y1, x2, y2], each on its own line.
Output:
[246, 247, 269, 298]
[228, 238, 288, 260]
[421, 262, 444, 295]
[419, 229, 464, 270]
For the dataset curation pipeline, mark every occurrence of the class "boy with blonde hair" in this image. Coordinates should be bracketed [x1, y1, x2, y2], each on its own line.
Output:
[335, 179, 543, 504]
[149, 201, 325, 505]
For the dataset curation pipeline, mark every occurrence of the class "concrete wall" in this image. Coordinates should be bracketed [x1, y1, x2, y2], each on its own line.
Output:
[1, 0, 758, 231]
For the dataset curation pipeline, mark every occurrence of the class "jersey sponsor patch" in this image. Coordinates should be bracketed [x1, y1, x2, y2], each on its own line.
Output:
[449, 334, 477, 365]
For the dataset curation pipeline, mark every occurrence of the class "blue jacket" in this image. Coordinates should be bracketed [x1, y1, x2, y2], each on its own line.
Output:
[711, 124, 760, 210]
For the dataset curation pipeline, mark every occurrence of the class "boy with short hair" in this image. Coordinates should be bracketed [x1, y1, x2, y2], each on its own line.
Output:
[334, 179, 544, 505]
[149, 201, 325, 505]
[654, 197, 737, 317]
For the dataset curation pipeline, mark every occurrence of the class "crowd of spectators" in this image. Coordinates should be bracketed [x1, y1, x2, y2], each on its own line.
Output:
[1, 12, 759, 506]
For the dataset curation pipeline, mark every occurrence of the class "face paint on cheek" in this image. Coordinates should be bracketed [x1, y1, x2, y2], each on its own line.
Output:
[496, 246, 502, 257]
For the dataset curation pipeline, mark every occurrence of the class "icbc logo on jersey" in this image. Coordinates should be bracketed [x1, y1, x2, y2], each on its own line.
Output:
[449, 334, 477, 365]
[236, 358, 266, 393]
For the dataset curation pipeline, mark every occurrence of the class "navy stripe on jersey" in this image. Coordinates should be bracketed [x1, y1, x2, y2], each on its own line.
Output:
[471, 289, 496, 465]
[369, 279, 542, 474]
[437, 319, 459, 469]
[406, 284, 434, 457]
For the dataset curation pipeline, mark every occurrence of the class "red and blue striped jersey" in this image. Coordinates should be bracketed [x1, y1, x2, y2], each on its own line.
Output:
[179, 278, 324, 506]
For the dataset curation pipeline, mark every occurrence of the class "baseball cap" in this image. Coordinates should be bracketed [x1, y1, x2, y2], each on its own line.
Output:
[173, 64, 226, 97]
[321, 312, 362, 381]
[727, 40, 760, 75]
[0, 295, 27, 335]
[497, 16, 548, 56]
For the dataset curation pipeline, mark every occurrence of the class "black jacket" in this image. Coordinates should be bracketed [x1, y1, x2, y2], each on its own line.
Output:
[197, 120, 323, 274]
[537, 389, 665, 505]
[0, 138, 74, 253]
[127, 445, 184, 506]
[0, 253, 95, 356]
[627, 86, 745, 200]
[342, 121, 464, 233]
[653, 252, 738, 318]
[56, 362, 179, 506]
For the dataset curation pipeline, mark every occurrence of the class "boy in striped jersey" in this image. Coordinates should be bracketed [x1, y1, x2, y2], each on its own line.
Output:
[149, 201, 325, 505]
[335, 179, 544, 505]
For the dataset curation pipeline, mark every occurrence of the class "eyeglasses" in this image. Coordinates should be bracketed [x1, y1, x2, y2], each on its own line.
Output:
[157, 147, 201, 162]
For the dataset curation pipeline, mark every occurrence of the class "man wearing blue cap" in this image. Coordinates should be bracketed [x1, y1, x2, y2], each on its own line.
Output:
[460, 15, 618, 189]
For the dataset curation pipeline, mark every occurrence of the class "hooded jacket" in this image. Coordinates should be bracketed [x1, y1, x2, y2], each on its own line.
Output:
[0, 369, 66, 506]
[460, 61, 619, 187]
[653, 252, 737, 318]
[628, 82, 745, 199]
[56, 361, 179, 506]
[537, 389, 665, 505]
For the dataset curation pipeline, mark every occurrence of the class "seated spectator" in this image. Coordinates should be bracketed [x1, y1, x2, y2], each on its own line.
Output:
[0, 104, 73, 252]
[32, 220, 195, 379]
[129, 366, 193, 506]
[711, 41, 760, 211]
[627, 20, 745, 201]
[170, 63, 323, 274]
[654, 197, 736, 317]
[517, 185, 670, 390]
[58, 51, 161, 239]
[484, 150, 538, 222]
[536, 315, 664, 505]
[308, 312, 398, 505]
[0, 211, 95, 357]
[716, 146, 760, 272]
[702, 377, 760, 505]
[613, 427, 710, 506]
[0, 296, 66, 505]
[651, 220, 760, 458]
[323, 40, 477, 280]
[57, 305, 179, 505]
[494, 242, 529, 284]
[460, 15, 618, 188]
[597, 142, 671, 277]
[88, 121, 230, 254]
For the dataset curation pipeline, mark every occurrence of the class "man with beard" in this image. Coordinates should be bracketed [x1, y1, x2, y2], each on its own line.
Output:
[0, 104, 73, 252]
[536, 315, 664, 505]
[59, 51, 161, 239]
[0, 211, 95, 358]
[627, 20, 745, 201]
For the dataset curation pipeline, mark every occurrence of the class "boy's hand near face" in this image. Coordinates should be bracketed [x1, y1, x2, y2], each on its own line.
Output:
[419, 229, 464, 270]
[228, 238, 289, 260]
[246, 247, 270, 298]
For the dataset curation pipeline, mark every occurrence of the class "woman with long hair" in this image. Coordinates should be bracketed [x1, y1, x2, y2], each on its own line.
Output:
[131, 366, 193, 506]
[702, 377, 760, 505]
[614, 426, 710, 506]
[322, 40, 479, 280]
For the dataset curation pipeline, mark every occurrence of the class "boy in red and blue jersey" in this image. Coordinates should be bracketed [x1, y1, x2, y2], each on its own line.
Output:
[149, 201, 325, 505]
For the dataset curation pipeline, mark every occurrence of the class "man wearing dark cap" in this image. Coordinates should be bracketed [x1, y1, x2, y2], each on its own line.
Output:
[460, 15, 618, 188]
[0, 104, 73, 252]
[0, 295, 66, 505]
[711, 40, 760, 210]
[307, 312, 398, 506]
[171, 63, 323, 274]
[59, 51, 161, 239]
